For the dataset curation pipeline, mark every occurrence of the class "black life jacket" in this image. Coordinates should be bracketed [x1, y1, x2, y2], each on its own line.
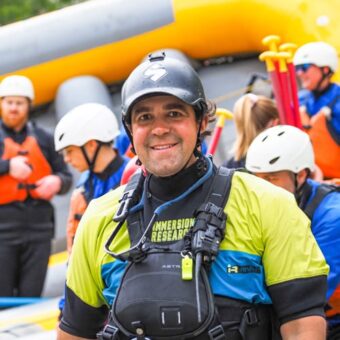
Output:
[303, 183, 340, 221]
[98, 166, 281, 340]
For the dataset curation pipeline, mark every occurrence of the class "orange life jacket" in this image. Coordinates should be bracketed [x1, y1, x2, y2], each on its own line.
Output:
[66, 188, 88, 253]
[308, 113, 340, 179]
[326, 284, 340, 318]
[0, 127, 52, 205]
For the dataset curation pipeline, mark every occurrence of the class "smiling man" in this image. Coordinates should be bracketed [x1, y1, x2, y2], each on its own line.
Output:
[0, 75, 72, 298]
[58, 53, 328, 340]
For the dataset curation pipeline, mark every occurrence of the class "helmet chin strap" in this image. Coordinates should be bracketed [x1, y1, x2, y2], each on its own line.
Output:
[314, 67, 332, 93]
[193, 118, 203, 158]
[80, 142, 103, 198]
[293, 170, 310, 206]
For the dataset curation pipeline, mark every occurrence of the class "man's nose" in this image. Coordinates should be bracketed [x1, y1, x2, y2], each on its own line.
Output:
[63, 154, 70, 163]
[9, 103, 18, 109]
[151, 119, 170, 135]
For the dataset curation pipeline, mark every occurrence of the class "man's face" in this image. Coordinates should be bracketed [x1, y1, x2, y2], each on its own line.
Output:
[62, 145, 89, 172]
[254, 170, 296, 193]
[1, 96, 30, 131]
[130, 95, 207, 177]
[295, 64, 323, 91]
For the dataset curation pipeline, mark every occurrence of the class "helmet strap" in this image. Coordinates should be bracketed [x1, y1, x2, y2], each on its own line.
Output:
[194, 118, 203, 158]
[81, 142, 103, 172]
[81, 142, 103, 199]
[315, 67, 332, 93]
[295, 177, 312, 209]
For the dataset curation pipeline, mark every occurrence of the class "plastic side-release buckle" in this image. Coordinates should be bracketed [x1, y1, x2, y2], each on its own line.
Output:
[208, 324, 226, 340]
[96, 324, 119, 340]
[17, 183, 37, 190]
[244, 308, 259, 326]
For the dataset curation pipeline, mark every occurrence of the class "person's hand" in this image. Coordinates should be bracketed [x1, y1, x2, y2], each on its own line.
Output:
[299, 105, 311, 129]
[34, 175, 62, 200]
[9, 156, 32, 180]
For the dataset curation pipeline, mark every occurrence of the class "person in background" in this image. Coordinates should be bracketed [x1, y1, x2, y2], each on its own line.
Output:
[0, 75, 72, 298]
[224, 93, 279, 168]
[54, 102, 129, 319]
[58, 53, 328, 340]
[54, 102, 129, 254]
[246, 124, 340, 339]
[294, 42, 340, 179]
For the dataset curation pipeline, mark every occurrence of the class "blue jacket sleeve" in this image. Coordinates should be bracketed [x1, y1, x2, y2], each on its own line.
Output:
[311, 191, 340, 300]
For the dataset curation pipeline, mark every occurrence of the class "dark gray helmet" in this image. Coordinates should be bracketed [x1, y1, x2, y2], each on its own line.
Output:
[121, 52, 207, 124]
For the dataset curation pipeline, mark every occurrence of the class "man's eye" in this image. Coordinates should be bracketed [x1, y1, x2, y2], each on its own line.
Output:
[137, 114, 152, 122]
[168, 111, 181, 117]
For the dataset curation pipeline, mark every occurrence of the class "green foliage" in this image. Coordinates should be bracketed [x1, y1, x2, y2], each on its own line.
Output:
[0, 0, 87, 26]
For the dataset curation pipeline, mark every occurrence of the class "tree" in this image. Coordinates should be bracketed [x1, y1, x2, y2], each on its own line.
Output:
[0, 0, 87, 26]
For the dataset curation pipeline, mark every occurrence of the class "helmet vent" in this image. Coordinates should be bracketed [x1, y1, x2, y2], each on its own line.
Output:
[269, 156, 280, 165]
[148, 52, 166, 62]
[58, 133, 64, 141]
[261, 135, 268, 142]
[277, 131, 285, 136]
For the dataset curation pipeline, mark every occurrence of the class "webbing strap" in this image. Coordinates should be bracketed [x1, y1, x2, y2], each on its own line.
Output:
[205, 166, 234, 209]
[304, 184, 339, 220]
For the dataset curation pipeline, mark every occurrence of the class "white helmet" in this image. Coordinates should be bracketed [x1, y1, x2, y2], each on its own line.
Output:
[55, 103, 120, 152]
[293, 42, 338, 73]
[246, 125, 315, 173]
[0, 75, 34, 100]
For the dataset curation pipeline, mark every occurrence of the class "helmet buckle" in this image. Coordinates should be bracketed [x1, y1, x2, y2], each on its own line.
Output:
[148, 52, 166, 62]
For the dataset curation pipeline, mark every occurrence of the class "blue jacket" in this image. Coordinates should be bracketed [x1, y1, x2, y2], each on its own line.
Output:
[77, 154, 129, 201]
[299, 83, 340, 136]
[304, 179, 340, 325]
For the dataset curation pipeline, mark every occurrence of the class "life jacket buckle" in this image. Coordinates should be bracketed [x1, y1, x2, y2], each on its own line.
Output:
[244, 308, 259, 326]
[204, 202, 225, 220]
[208, 324, 226, 340]
[192, 202, 227, 263]
[17, 183, 37, 190]
[96, 324, 119, 340]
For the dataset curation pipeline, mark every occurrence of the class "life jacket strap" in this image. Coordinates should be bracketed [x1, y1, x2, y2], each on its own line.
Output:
[114, 171, 145, 222]
[208, 324, 226, 340]
[191, 166, 234, 263]
[304, 183, 339, 220]
[97, 324, 119, 340]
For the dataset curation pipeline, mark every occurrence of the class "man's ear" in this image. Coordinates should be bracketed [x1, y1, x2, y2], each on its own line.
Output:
[200, 115, 209, 133]
[85, 140, 98, 152]
[296, 169, 309, 187]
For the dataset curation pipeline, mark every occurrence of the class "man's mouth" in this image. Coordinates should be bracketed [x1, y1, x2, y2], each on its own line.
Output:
[151, 143, 177, 150]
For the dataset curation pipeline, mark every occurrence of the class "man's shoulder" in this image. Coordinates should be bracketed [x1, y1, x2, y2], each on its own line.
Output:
[87, 185, 126, 216]
[75, 185, 126, 245]
[231, 171, 294, 201]
[308, 179, 340, 217]
[226, 170, 297, 220]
